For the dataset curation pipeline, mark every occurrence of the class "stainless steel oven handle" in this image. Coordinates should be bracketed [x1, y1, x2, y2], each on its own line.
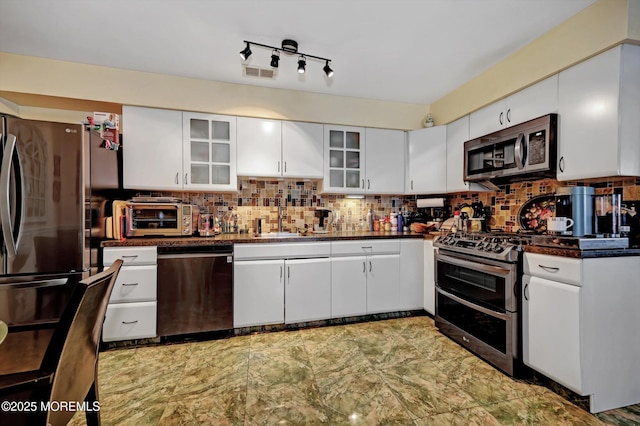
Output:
[438, 288, 509, 321]
[437, 252, 512, 277]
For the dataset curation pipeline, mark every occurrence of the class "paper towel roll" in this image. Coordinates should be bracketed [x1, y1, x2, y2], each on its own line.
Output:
[417, 198, 445, 208]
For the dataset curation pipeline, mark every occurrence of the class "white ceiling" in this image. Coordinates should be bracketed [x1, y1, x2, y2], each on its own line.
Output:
[0, 0, 596, 105]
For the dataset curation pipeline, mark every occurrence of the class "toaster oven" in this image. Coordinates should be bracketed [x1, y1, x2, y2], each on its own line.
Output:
[125, 203, 196, 237]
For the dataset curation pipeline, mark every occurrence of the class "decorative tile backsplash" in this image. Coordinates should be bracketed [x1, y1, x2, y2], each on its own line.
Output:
[448, 177, 640, 232]
[150, 179, 416, 233]
[136, 177, 640, 234]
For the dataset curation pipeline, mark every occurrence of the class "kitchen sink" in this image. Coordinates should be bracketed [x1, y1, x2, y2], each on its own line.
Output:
[255, 232, 301, 238]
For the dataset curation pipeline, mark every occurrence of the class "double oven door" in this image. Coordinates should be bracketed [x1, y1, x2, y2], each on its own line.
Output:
[435, 249, 519, 375]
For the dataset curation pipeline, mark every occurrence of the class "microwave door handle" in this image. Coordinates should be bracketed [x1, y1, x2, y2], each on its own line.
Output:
[1, 134, 20, 257]
[514, 133, 526, 170]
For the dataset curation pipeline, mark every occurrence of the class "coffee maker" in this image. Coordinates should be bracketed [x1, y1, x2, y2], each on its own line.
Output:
[554, 186, 595, 237]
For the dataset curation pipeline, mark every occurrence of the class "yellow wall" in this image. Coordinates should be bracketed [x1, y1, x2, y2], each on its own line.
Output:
[430, 0, 636, 124]
[0, 52, 427, 130]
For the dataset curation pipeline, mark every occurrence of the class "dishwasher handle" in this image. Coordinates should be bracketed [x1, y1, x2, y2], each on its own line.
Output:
[158, 252, 233, 261]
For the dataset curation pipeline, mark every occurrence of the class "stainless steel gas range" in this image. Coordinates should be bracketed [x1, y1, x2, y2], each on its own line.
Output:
[433, 232, 532, 376]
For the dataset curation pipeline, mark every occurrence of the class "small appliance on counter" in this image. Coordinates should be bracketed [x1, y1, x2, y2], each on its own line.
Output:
[105, 198, 197, 238]
[314, 209, 333, 233]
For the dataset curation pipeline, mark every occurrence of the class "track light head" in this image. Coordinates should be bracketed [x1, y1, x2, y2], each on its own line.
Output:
[270, 50, 280, 68]
[239, 43, 252, 60]
[297, 56, 306, 74]
[323, 61, 334, 78]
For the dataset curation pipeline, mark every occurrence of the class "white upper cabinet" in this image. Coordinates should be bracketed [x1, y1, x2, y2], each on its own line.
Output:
[122, 106, 183, 191]
[365, 128, 405, 194]
[236, 117, 282, 177]
[281, 121, 324, 179]
[235, 118, 324, 179]
[323, 125, 366, 194]
[406, 126, 447, 194]
[183, 112, 237, 191]
[469, 75, 558, 139]
[557, 44, 640, 181]
[446, 115, 488, 193]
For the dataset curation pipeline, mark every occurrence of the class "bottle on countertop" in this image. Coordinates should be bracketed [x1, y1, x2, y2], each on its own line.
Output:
[366, 208, 374, 232]
[397, 211, 403, 232]
[391, 211, 398, 230]
[452, 210, 460, 233]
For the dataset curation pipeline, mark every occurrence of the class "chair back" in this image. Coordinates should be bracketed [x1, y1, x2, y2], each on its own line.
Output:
[42, 259, 122, 426]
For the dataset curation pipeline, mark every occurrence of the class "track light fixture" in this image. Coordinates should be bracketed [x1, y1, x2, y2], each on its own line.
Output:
[239, 39, 334, 77]
[323, 61, 334, 78]
[270, 50, 280, 68]
[239, 42, 252, 60]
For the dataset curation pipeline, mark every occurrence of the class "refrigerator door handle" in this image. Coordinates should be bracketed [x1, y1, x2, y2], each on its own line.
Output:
[1, 133, 19, 257]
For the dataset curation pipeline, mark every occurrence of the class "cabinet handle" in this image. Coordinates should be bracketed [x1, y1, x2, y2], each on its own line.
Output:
[559, 156, 565, 173]
[185, 173, 188, 185]
[122, 320, 139, 325]
[122, 283, 139, 287]
[280, 266, 283, 279]
[361, 179, 365, 189]
[411, 180, 414, 190]
[506, 108, 511, 123]
[278, 161, 280, 173]
[367, 179, 370, 189]
[363, 261, 366, 273]
[538, 264, 560, 273]
[288, 266, 291, 280]
[369, 261, 372, 273]
[524, 283, 529, 301]
[499, 112, 504, 125]
[175, 172, 179, 184]
[121, 255, 138, 259]
[284, 162, 287, 173]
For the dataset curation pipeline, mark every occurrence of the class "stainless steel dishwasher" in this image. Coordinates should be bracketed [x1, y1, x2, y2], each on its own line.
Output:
[157, 245, 233, 337]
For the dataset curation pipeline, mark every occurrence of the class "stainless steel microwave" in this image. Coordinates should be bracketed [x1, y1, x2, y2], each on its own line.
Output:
[464, 114, 557, 185]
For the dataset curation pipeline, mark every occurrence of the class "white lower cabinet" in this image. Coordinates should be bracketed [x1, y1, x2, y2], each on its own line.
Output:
[284, 258, 331, 324]
[399, 239, 424, 310]
[522, 253, 640, 413]
[423, 239, 435, 315]
[366, 254, 400, 314]
[330, 239, 401, 316]
[102, 246, 158, 342]
[523, 274, 582, 391]
[331, 256, 367, 318]
[103, 302, 157, 342]
[233, 259, 285, 327]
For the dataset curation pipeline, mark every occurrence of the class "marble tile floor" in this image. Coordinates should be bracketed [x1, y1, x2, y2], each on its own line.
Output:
[68, 316, 640, 425]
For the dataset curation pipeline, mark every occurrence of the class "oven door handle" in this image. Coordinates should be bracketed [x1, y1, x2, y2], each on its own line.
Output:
[436, 252, 512, 277]
[437, 288, 510, 321]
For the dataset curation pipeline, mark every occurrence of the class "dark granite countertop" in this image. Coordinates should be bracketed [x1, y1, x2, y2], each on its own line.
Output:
[524, 245, 640, 258]
[101, 231, 425, 247]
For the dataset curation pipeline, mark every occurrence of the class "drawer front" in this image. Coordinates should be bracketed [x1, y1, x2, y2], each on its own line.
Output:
[103, 246, 157, 266]
[109, 265, 157, 303]
[103, 302, 157, 342]
[234, 242, 330, 260]
[523, 253, 582, 286]
[331, 239, 401, 256]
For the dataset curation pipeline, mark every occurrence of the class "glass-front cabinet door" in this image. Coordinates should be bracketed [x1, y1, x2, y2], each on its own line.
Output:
[183, 113, 237, 191]
[323, 125, 366, 194]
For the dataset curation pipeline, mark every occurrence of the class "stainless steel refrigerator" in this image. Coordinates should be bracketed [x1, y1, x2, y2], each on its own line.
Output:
[0, 115, 118, 332]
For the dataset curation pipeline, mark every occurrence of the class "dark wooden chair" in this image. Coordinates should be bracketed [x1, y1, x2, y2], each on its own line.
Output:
[0, 259, 123, 426]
